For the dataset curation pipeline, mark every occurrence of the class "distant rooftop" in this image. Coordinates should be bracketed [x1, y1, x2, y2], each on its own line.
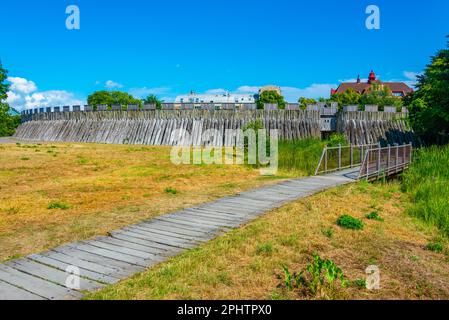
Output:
[331, 71, 414, 97]
[175, 91, 256, 104]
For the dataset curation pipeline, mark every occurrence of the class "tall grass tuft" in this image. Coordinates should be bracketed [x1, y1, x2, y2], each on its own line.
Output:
[278, 134, 347, 175]
[402, 145, 449, 236]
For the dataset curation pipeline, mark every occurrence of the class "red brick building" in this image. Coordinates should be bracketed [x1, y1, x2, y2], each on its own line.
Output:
[331, 71, 413, 97]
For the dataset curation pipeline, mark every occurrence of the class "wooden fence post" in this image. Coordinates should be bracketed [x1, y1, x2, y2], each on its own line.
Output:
[366, 150, 370, 181]
[324, 146, 328, 173]
[350, 144, 354, 168]
[387, 144, 391, 175]
[377, 144, 381, 178]
[338, 144, 342, 170]
[395, 143, 399, 173]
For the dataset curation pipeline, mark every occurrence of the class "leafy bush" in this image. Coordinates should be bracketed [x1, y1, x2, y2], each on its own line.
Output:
[282, 254, 349, 297]
[336, 215, 364, 230]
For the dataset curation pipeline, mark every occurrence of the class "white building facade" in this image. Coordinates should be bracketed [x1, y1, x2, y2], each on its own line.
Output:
[175, 92, 256, 104]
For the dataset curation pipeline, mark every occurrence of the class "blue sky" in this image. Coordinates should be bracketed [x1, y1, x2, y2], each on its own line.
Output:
[1, 0, 448, 109]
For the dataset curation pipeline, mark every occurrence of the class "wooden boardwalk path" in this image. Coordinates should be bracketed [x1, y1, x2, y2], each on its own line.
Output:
[0, 168, 358, 300]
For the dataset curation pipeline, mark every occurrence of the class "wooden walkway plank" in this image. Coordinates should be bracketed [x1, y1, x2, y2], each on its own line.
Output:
[139, 221, 217, 239]
[0, 280, 45, 300]
[110, 230, 186, 253]
[123, 226, 200, 248]
[41, 251, 122, 276]
[115, 229, 196, 250]
[96, 236, 167, 256]
[62, 243, 148, 270]
[28, 254, 119, 284]
[0, 264, 82, 300]
[5, 258, 104, 292]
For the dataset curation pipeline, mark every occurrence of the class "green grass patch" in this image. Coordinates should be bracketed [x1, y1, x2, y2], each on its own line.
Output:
[164, 187, 178, 195]
[336, 215, 364, 230]
[256, 242, 274, 255]
[402, 145, 449, 236]
[47, 201, 71, 210]
[323, 228, 334, 238]
[352, 279, 366, 289]
[365, 211, 384, 222]
[425, 241, 444, 253]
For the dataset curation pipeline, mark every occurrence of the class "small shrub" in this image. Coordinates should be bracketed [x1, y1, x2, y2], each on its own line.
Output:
[20, 157, 30, 161]
[164, 187, 178, 195]
[47, 201, 70, 210]
[281, 254, 349, 298]
[256, 242, 274, 255]
[425, 241, 444, 253]
[365, 211, 384, 222]
[337, 215, 364, 230]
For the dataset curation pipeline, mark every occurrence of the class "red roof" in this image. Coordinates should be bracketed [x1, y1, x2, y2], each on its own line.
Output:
[332, 71, 413, 96]
[331, 70, 413, 96]
[333, 82, 413, 96]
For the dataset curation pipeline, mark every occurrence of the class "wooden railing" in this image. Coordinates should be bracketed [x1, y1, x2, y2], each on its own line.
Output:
[358, 143, 413, 180]
[315, 143, 379, 175]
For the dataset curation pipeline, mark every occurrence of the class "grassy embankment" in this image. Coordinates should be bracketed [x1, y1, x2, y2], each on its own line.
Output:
[86, 146, 449, 300]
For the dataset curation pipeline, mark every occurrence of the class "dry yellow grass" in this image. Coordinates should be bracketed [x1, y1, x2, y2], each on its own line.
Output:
[85, 181, 449, 300]
[0, 142, 289, 262]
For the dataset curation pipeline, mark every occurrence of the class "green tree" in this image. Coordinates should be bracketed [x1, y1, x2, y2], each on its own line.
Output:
[87, 91, 141, 108]
[407, 36, 449, 143]
[143, 94, 162, 110]
[0, 61, 21, 136]
[256, 90, 286, 109]
[330, 88, 361, 108]
[298, 97, 317, 109]
[359, 83, 403, 109]
[0, 60, 9, 100]
[0, 103, 21, 136]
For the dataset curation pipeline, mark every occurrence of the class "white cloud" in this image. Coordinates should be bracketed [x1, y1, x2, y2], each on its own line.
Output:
[205, 88, 228, 95]
[6, 76, 85, 111]
[236, 86, 260, 94]
[7, 77, 37, 94]
[403, 71, 421, 81]
[23, 91, 84, 109]
[128, 86, 171, 98]
[105, 80, 123, 89]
